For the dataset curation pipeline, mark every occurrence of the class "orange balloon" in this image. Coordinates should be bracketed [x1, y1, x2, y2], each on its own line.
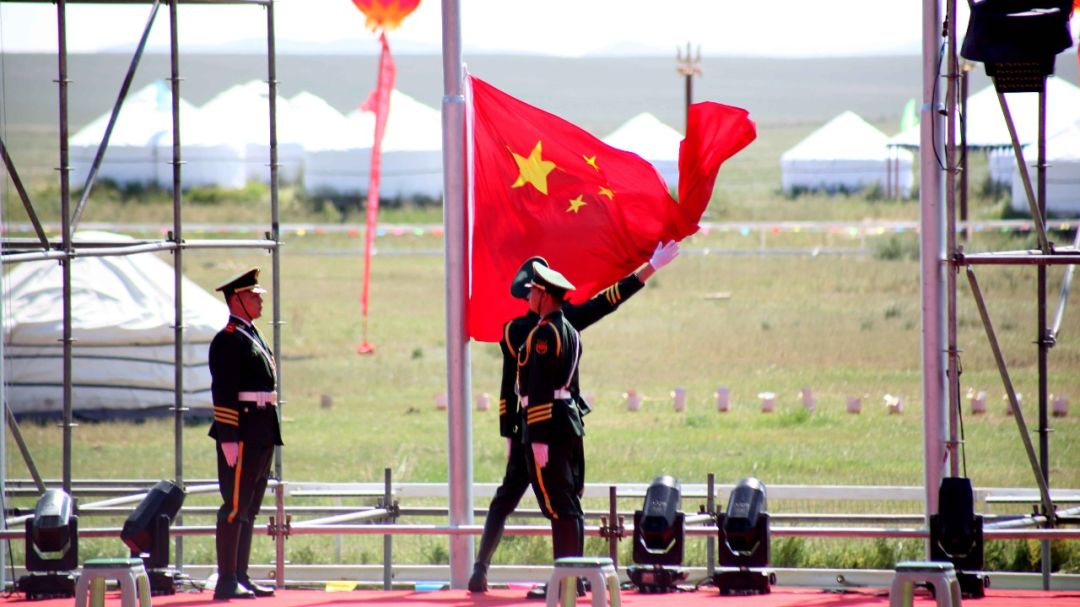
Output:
[351, 0, 421, 31]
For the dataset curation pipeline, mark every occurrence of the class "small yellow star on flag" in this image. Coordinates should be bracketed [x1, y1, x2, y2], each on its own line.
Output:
[567, 195, 587, 213]
[511, 141, 557, 195]
[598, 185, 615, 200]
[583, 155, 600, 171]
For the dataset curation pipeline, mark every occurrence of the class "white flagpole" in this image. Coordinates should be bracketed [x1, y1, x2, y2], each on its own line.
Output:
[920, 0, 947, 532]
[440, 0, 474, 589]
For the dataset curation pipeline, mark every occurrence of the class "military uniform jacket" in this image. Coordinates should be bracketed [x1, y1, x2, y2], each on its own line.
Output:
[517, 310, 583, 445]
[496, 273, 645, 440]
[498, 312, 540, 439]
[208, 315, 283, 446]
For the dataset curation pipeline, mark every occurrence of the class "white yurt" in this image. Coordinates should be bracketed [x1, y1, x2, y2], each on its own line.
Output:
[1010, 122, 1080, 216]
[602, 112, 682, 189]
[303, 89, 443, 199]
[988, 148, 1017, 186]
[70, 81, 246, 190]
[2, 232, 228, 418]
[287, 91, 350, 151]
[889, 77, 1080, 151]
[781, 111, 913, 196]
[199, 80, 304, 184]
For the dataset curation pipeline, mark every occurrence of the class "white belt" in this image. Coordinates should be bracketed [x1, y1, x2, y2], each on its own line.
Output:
[521, 390, 571, 409]
[238, 391, 277, 407]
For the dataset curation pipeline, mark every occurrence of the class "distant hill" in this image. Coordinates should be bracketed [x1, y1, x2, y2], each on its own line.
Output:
[1, 52, 1077, 136]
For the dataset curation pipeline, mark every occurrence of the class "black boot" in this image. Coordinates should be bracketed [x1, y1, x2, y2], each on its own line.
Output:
[469, 513, 506, 592]
[468, 563, 488, 593]
[527, 518, 586, 599]
[236, 521, 274, 597]
[551, 517, 582, 560]
[214, 520, 254, 599]
[525, 581, 586, 600]
[577, 517, 585, 555]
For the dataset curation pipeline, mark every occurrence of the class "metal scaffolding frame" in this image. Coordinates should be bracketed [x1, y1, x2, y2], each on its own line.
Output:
[1, 0, 1075, 592]
[934, 0, 1078, 591]
[0, 0, 282, 585]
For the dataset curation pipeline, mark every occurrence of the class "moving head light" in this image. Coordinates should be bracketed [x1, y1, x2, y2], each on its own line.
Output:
[714, 477, 774, 595]
[121, 480, 186, 595]
[930, 477, 989, 597]
[18, 489, 79, 599]
[627, 475, 688, 593]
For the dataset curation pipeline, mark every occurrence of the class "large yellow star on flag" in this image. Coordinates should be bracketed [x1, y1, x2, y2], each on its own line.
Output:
[566, 194, 587, 214]
[583, 155, 599, 171]
[511, 141, 557, 195]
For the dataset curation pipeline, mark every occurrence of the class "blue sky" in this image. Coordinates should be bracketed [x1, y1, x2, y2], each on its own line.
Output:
[0, 0, 1035, 57]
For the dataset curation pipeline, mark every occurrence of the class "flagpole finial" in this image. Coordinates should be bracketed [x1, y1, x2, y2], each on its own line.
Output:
[676, 42, 703, 131]
[675, 42, 702, 77]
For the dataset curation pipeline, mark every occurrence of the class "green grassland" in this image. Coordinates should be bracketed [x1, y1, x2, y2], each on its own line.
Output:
[3, 69, 1080, 571]
[6, 207, 1080, 572]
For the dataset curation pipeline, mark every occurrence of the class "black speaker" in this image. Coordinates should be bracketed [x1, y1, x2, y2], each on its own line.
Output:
[961, 0, 1074, 89]
[121, 480, 185, 568]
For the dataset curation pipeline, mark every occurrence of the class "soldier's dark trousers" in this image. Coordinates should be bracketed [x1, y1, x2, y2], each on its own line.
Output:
[216, 440, 274, 579]
[476, 440, 531, 570]
[527, 437, 585, 559]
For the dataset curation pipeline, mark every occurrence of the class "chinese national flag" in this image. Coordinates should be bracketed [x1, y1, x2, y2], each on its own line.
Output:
[467, 75, 755, 342]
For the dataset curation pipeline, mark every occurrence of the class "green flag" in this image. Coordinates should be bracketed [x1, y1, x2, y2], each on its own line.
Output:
[899, 97, 919, 133]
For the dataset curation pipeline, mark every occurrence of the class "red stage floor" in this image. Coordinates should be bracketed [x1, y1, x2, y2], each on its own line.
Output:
[11, 587, 1080, 607]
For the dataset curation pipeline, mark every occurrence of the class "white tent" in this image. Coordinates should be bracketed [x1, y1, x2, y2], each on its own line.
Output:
[602, 112, 681, 189]
[70, 81, 247, 190]
[199, 80, 304, 184]
[781, 111, 913, 196]
[889, 76, 1080, 150]
[287, 91, 350, 153]
[1010, 122, 1080, 216]
[988, 148, 1017, 185]
[2, 232, 228, 418]
[303, 89, 443, 199]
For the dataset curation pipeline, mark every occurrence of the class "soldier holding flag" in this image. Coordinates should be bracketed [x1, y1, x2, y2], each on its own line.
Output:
[470, 242, 679, 592]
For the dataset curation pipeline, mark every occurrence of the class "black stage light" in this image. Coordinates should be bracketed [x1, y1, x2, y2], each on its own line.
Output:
[714, 477, 774, 595]
[627, 475, 688, 593]
[930, 477, 989, 598]
[961, 0, 1073, 92]
[17, 489, 79, 599]
[121, 480, 186, 595]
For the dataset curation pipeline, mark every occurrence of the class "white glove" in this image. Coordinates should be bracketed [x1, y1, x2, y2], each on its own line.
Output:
[531, 442, 549, 469]
[220, 442, 239, 467]
[649, 240, 680, 270]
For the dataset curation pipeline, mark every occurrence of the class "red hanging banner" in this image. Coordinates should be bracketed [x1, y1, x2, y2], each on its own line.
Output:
[357, 31, 396, 354]
[349, 0, 420, 354]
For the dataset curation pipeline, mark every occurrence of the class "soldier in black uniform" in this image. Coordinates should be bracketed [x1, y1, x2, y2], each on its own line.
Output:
[208, 268, 281, 600]
[469, 242, 680, 592]
[518, 262, 585, 569]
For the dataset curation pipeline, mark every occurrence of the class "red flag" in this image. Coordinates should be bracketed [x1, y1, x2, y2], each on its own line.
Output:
[467, 75, 755, 342]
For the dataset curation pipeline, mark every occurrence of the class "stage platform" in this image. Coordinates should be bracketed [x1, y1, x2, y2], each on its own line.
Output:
[10, 587, 1080, 607]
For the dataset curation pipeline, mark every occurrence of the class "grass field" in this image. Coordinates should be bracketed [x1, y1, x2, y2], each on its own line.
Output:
[5, 210, 1080, 572]
[3, 54, 1080, 572]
